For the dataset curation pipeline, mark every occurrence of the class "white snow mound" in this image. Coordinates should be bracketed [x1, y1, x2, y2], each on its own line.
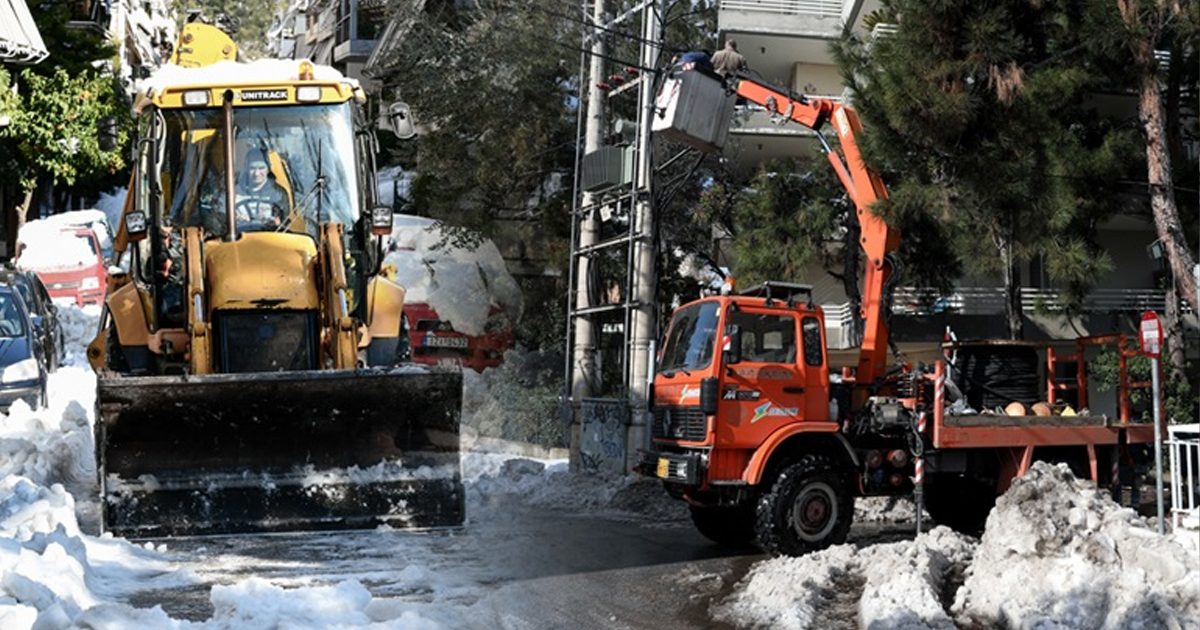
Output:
[954, 461, 1200, 630]
[383, 215, 523, 336]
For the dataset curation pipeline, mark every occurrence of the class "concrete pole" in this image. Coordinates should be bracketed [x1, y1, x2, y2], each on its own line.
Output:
[569, 0, 605, 469]
[625, 0, 662, 470]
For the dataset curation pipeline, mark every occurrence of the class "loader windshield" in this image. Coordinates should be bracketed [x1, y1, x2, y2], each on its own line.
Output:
[159, 102, 360, 237]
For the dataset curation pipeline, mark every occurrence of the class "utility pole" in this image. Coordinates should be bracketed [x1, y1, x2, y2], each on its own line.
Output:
[626, 0, 662, 470]
[567, 0, 606, 468]
[567, 0, 663, 473]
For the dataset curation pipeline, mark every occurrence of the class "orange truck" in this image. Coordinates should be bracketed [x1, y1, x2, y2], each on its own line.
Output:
[639, 67, 1157, 556]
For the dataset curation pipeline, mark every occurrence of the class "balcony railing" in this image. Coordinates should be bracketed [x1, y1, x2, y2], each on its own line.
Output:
[820, 287, 1192, 349]
[887, 287, 1188, 316]
[721, 0, 844, 19]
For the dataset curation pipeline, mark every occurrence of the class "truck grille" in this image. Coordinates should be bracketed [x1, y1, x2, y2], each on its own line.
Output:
[652, 406, 708, 442]
[214, 310, 319, 372]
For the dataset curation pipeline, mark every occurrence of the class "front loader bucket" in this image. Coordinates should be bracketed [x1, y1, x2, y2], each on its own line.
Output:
[96, 366, 463, 537]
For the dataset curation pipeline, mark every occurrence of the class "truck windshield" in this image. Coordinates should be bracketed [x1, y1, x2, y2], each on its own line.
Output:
[159, 102, 360, 236]
[658, 301, 720, 373]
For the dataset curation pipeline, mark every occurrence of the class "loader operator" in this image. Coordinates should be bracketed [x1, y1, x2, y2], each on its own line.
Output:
[236, 149, 287, 226]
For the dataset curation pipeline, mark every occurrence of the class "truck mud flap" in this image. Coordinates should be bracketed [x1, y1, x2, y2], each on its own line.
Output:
[96, 366, 464, 537]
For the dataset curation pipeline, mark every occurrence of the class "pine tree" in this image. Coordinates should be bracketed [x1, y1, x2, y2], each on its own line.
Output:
[835, 0, 1140, 339]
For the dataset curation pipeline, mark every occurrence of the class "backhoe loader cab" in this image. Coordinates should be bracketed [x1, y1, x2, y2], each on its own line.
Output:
[90, 35, 464, 537]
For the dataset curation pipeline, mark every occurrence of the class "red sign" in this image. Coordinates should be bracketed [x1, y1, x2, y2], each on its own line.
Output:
[1140, 311, 1163, 357]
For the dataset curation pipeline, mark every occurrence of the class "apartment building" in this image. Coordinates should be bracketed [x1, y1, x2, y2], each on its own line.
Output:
[268, 0, 384, 82]
[715, 0, 1197, 366]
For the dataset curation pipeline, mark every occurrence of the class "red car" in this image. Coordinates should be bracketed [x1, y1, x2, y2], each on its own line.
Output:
[404, 302, 513, 372]
[16, 226, 108, 308]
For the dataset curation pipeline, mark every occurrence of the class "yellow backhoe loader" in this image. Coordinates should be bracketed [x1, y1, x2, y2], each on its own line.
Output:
[88, 19, 463, 537]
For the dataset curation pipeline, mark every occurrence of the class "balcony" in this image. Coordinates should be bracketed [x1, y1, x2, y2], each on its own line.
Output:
[66, 0, 110, 34]
[719, 0, 845, 34]
[822, 287, 1195, 351]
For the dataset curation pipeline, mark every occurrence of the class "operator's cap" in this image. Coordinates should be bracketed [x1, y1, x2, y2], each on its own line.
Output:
[247, 149, 268, 169]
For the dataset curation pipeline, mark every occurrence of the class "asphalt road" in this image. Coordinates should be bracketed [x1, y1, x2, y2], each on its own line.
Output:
[127, 504, 763, 629]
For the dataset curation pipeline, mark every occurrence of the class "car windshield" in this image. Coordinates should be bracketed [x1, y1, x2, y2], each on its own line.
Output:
[159, 102, 361, 237]
[0, 293, 26, 338]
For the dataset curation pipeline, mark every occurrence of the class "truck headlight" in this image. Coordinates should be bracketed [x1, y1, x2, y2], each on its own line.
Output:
[82, 277, 100, 290]
[1, 358, 39, 383]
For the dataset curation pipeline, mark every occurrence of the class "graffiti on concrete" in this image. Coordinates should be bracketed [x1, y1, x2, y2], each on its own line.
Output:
[580, 398, 627, 474]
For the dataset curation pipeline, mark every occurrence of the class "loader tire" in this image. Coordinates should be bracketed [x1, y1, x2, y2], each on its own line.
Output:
[755, 454, 853, 557]
[689, 504, 757, 548]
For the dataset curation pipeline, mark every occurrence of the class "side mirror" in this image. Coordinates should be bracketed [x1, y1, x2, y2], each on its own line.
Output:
[370, 205, 393, 236]
[723, 324, 742, 365]
[125, 211, 148, 241]
[385, 102, 416, 140]
[97, 116, 119, 152]
[30, 315, 44, 333]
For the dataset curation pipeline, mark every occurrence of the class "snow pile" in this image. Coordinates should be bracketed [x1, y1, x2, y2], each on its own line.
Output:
[92, 190, 126, 234]
[383, 215, 523, 336]
[954, 462, 1200, 629]
[33, 210, 113, 256]
[0, 459, 183, 630]
[74, 579, 454, 630]
[15, 221, 98, 269]
[713, 527, 974, 630]
[716, 461, 1200, 630]
[856, 495, 926, 525]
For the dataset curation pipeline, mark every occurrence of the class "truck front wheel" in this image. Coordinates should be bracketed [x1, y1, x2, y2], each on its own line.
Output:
[755, 454, 853, 557]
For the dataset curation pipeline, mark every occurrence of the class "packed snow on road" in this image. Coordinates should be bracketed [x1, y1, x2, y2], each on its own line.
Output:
[0, 303, 1196, 629]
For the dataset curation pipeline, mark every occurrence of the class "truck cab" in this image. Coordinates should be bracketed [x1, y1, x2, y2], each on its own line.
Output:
[647, 282, 833, 487]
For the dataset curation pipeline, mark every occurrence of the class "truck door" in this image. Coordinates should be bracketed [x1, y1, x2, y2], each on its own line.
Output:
[720, 308, 814, 448]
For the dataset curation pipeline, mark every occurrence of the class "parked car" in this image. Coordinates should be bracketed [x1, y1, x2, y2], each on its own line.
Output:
[0, 267, 64, 372]
[405, 302, 514, 372]
[37, 209, 116, 264]
[16, 222, 108, 307]
[0, 285, 47, 412]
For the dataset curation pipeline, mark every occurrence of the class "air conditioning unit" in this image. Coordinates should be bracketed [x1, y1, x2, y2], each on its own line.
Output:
[580, 145, 634, 192]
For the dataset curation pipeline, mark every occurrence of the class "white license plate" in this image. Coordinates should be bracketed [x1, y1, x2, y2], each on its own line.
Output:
[424, 335, 468, 349]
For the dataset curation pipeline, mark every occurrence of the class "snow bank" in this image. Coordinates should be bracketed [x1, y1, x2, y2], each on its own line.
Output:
[15, 221, 98, 269]
[716, 461, 1200, 630]
[954, 462, 1200, 630]
[383, 215, 523, 336]
[713, 527, 974, 630]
